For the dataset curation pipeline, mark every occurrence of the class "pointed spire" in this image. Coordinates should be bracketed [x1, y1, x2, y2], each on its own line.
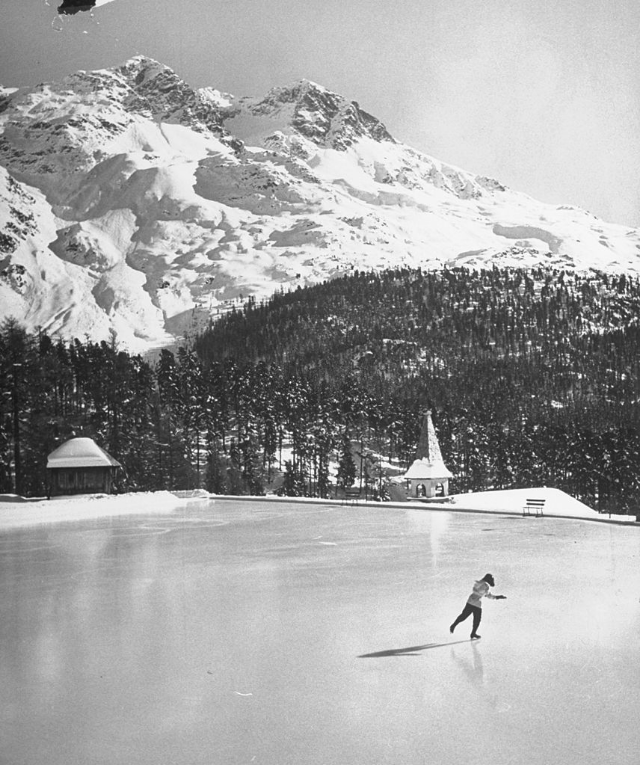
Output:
[415, 410, 444, 463]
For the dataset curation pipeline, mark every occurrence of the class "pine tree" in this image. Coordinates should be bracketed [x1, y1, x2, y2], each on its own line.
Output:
[336, 430, 356, 490]
[277, 460, 305, 497]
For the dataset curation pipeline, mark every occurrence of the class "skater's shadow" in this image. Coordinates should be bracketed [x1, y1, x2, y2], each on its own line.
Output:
[359, 640, 472, 658]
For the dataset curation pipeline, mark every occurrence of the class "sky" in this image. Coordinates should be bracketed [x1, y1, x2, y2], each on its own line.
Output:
[1, 0, 640, 227]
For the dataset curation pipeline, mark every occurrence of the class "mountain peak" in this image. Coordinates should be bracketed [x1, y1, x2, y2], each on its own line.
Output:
[2, 55, 640, 354]
[115, 55, 179, 87]
[110, 56, 232, 141]
[278, 78, 330, 95]
[241, 79, 395, 150]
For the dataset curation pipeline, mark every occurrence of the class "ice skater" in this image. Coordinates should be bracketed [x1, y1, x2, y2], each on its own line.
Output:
[449, 573, 506, 639]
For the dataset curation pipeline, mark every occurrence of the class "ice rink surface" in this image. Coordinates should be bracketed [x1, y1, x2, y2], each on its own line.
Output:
[1, 499, 640, 765]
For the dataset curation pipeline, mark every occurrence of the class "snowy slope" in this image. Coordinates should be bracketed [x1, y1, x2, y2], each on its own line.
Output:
[2, 56, 640, 352]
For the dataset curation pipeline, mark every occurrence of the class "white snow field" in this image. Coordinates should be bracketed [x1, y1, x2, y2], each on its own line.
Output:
[1, 494, 639, 765]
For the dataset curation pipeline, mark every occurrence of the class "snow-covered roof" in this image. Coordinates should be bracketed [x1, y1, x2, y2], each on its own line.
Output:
[47, 437, 122, 469]
[404, 458, 453, 480]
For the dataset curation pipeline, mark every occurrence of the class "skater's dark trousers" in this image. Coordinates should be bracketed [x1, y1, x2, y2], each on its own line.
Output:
[452, 603, 481, 634]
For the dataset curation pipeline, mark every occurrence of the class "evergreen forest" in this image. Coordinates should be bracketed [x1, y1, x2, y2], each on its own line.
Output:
[2, 266, 640, 514]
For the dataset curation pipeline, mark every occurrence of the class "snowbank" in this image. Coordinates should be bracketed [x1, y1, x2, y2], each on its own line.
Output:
[444, 486, 638, 523]
[0, 491, 188, 530]
[0, 486, 636, 530]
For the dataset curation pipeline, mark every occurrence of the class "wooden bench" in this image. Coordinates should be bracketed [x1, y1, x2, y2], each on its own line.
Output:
[522, 498, 545, 517]
[342, 487, 362, 506]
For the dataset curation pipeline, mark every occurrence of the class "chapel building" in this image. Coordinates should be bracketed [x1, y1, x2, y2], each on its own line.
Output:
[404, 410, 453, 499]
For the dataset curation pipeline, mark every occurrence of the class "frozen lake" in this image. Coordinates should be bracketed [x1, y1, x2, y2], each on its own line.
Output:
[1, 498, 639, 765]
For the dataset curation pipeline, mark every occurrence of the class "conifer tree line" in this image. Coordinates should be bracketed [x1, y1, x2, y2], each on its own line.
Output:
[2, 265, 640, 513]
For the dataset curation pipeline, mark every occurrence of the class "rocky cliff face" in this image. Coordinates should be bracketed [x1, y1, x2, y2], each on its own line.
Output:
[1, 56, 639, 353]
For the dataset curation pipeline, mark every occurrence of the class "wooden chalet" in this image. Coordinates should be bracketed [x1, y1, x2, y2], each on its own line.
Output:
[46, 437, 122, 497]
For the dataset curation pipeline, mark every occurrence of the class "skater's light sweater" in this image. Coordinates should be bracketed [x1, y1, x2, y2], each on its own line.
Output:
[467, 580, 497, 607]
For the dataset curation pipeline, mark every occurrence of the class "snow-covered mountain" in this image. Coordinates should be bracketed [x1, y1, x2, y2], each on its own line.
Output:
[2, 55, 640, 353]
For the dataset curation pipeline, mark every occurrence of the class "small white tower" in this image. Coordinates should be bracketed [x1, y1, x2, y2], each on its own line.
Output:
[404, 410, 453, 499]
